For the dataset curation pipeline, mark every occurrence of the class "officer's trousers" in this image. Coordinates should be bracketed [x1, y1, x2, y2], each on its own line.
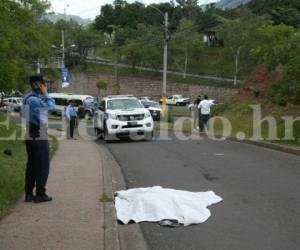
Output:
[25, 139, 50, 196]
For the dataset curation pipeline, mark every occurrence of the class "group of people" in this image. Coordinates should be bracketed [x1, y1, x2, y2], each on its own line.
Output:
[21, 74, 213, 204]
[191, 95, 215, 132]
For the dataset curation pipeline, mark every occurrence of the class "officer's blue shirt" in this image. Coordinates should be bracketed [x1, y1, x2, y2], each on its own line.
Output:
[65, 104, 77, 120]
[22, 91, 56, 127]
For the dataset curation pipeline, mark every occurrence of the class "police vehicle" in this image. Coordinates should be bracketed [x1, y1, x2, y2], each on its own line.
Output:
[94, 95, 154, 142]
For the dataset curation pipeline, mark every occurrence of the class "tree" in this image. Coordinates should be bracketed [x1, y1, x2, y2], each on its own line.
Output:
[218, 11, 264, 85]
[258, 28, 300, 105]
[251, 24, 296, 69]
[196, 4, 224, 32]
[170, 18, 203, 78]
[96, 80, 108, 100]
[248, 0, 300, 27]
[0, 0, 52, 91]
[122, 24, 163, 71]
[122, 39, 144, 69]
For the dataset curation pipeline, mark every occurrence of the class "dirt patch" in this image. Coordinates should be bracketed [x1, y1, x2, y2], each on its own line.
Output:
[235, 65, 283, 102]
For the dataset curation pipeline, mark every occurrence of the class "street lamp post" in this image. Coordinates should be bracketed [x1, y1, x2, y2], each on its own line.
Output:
[51, 44, 76, 68]
[61, 4, 69, 68]
[162, 12, 168, 116]
[62, 30, 65, 68]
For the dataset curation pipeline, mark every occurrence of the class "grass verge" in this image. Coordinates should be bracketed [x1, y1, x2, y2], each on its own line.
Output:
[0, 113, 58, 219]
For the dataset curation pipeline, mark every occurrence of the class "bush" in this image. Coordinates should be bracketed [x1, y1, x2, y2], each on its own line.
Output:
[270, 53, 300, 106]
[270, 92, 288, 106]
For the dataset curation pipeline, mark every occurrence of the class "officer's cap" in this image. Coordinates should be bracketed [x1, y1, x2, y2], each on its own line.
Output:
[29, 75, 45, 84]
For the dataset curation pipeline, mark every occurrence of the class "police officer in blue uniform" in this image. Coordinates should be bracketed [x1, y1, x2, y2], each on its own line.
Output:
[22, 75, 56, 203]
[65, 100, 77, 139]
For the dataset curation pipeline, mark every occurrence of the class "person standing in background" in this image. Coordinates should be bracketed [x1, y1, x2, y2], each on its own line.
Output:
[192, 96, 201, 131]
[198, 95, 214, 132]
[65, 100, 77, 139]
[22, 75, 56, 203]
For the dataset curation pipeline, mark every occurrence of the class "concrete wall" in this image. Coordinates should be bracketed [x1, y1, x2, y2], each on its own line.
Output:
[53, 72, 238, 103]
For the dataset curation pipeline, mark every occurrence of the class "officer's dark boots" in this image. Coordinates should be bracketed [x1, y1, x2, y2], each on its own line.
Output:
[25, 193, 34, 202]
[34, 193, 52, 203]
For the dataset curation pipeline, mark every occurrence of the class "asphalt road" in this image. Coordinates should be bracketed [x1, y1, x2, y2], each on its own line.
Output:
[100, 133, 300, 250]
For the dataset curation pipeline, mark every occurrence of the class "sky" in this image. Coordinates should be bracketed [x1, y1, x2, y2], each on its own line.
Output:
[48, 0, 218, 20]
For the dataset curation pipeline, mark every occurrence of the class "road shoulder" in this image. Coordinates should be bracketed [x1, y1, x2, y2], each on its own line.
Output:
[96, 142, 148, 250]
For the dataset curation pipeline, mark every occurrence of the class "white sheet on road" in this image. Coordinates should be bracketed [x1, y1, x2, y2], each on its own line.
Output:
[115, 186, 223, 226]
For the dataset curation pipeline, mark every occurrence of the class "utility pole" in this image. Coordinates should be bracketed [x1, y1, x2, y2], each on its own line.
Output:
[162, 12, 169, 117]
[114, 46, 120, 94]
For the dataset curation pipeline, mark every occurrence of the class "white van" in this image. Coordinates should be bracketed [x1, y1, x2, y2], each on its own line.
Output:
[49, 93, 95, 117]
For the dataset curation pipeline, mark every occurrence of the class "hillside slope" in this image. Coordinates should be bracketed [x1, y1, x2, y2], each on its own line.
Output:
[217, 0, 250, 8]
[44, 13, 92, 26]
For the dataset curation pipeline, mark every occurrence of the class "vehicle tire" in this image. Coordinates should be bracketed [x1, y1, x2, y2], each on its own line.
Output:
[85, 111, 91, 120]
[95, 128, 102, 139]
[145, 131, 153, 141]
[176, 102, 180, 106]
[77, 107, 85, 119]
[104, 126, 112, 143]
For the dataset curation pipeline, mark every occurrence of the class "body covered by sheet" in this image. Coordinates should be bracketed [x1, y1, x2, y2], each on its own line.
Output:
[115, 186, 223, 226]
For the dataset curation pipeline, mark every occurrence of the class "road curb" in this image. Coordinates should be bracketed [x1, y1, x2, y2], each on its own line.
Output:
[96, 142, 148, 250]
[227, 137, 300, 156]
[156, 127, 300, 156]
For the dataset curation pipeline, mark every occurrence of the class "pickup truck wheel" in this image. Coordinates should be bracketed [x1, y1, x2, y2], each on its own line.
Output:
[176, 102, 180, 106]
[145, 131, 153, 141]
[85, 111, 91, 120]
[104, 126, 112, 143]
[95, 128, 103, 139]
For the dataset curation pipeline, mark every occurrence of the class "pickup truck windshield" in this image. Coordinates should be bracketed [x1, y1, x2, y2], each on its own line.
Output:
[107, 99, 143, 110]
[174, 95, 183, 99]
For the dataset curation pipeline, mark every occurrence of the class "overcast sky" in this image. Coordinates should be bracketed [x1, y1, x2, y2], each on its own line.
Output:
[48, 0, 218, 19]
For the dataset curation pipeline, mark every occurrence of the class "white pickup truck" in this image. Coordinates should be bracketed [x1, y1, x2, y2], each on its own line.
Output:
[160, 95, 190, 106]
[94, 95, 154, 142]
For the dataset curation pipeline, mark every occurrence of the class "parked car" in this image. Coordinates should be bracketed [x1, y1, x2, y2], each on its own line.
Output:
[160, 95, 190, 106]
[3, 97, 23, 112]
[141, 100, 161, 121]
[139, 96, 155, 102]
[94, 95, 154, 142]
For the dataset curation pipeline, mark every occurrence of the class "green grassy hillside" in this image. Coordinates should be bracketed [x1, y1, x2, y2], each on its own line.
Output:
[212, 99, 300, 146]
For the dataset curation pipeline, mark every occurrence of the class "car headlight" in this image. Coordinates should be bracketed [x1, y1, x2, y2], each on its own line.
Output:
[145, 111, 151, 118]
[110, 113, 118, 120]
[105, 112, 118, 120]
